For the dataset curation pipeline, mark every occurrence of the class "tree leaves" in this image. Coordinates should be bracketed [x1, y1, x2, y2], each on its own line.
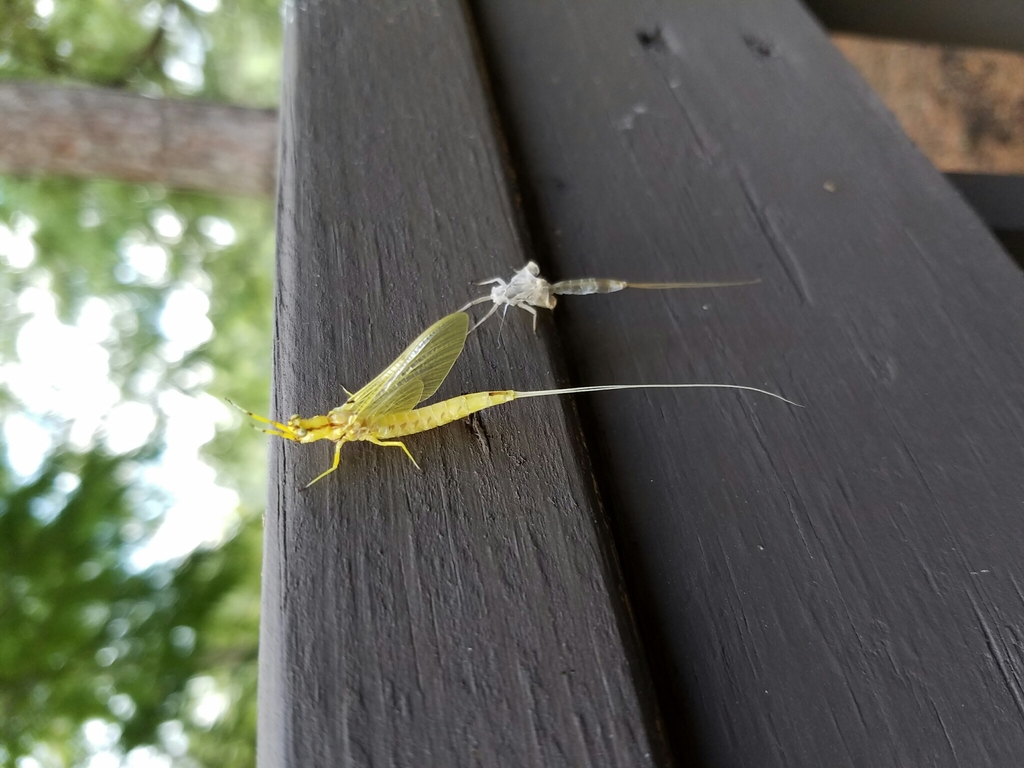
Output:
[0, 443, 259, 763]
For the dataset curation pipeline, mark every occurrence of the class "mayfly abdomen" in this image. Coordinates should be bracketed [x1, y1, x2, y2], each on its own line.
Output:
[552, 278, 629, 296]
[370, 391, 516, 439]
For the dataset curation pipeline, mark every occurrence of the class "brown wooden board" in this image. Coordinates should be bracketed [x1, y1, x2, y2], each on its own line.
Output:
[469, 0, 1024, 765]
[258, 1, 668, 766]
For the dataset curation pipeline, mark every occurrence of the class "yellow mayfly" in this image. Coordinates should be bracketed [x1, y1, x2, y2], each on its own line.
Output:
[233, 311, 799, 488]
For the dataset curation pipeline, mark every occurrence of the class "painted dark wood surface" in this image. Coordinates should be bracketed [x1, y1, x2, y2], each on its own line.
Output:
[470, 0, 1024, 766]
[258, 1, 667, 766]
[263, 0, 1024, 766]
[948, 173, 1024, 232]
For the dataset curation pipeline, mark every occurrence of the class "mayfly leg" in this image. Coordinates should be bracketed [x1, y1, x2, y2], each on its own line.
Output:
[458, 294, 498, 312]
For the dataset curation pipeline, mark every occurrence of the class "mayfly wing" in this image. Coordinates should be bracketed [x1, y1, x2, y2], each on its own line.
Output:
[346, 312, 470, 418]
[379, 312, 469, 403]
[356, 378, 424, 419]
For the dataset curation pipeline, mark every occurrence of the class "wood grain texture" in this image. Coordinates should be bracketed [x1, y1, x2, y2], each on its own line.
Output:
[258, 1, 667, 766]
[0, 82, 277, 196]
[469, 0, 1024, 765]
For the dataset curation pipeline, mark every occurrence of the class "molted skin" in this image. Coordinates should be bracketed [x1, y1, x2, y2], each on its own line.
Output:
[461, 260, 758, 332]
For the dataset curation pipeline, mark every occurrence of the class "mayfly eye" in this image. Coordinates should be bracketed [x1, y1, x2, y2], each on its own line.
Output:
[295, 427, 307, 437]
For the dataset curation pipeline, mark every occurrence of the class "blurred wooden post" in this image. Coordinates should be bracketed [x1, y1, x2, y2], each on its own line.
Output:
[0, 83, 277, 196]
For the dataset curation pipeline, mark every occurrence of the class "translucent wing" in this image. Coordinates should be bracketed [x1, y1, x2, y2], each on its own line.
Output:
[347, 312, 470, 418]
[356, 378, 423, 421]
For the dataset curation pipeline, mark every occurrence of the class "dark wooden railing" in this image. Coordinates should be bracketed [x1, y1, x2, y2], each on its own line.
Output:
[260, 1, 1024, 765]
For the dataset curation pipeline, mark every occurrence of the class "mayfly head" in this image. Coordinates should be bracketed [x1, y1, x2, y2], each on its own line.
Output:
[226, 400, 327, 443]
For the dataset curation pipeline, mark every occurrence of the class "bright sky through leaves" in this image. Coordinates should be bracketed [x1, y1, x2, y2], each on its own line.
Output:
[2, 235, 241, 568]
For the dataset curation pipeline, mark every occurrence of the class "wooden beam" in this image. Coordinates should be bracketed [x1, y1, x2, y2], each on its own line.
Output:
[258, 1, 666, 765]
[948, 173, 1024, 231]
[834, 34, 1024, 175]
[470, 0, 1024, 764]
[0, 83, 277, 196]
[806, 0, 1024, 53]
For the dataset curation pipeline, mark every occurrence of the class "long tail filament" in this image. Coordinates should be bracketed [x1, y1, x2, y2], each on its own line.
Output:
[514, 382, 800, 407]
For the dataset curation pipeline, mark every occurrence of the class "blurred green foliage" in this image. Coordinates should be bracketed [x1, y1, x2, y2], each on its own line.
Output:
[1, 0, 281, 105]
[0, 445, 259, 766]
[0, 178, 277, 507]
[0, 0, 280, 764]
